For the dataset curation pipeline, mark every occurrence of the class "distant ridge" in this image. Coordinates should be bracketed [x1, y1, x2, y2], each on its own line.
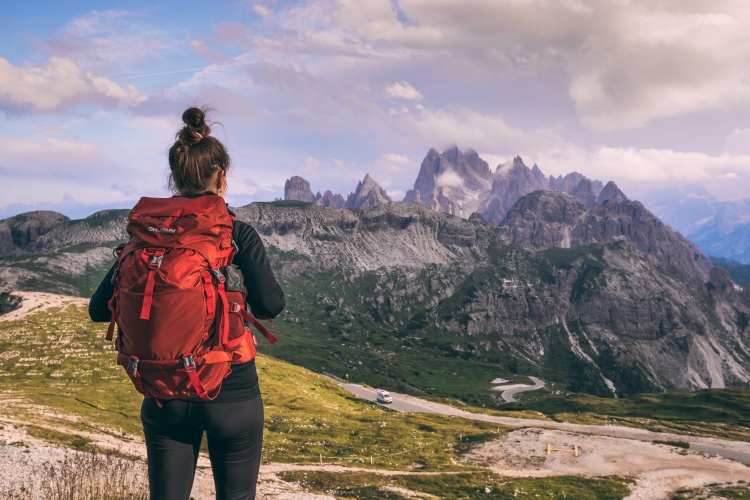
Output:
[284, 147, 624, 225]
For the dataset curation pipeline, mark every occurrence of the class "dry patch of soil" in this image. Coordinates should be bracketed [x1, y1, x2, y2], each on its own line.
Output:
[0, 292, 88, 323]
[463, 428, 750, 500]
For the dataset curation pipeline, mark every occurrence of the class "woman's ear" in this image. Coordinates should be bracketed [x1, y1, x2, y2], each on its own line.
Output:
[217, 169, 227, 195]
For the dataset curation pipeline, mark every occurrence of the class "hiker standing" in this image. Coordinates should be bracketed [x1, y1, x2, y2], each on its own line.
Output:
[89, 106, 285, 499]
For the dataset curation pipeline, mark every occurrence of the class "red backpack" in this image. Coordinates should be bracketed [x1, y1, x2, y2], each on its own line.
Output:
[105, 195, 278, 401]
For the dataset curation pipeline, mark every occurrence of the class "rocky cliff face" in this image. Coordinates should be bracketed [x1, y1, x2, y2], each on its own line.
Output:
[231, 200, 749, 395]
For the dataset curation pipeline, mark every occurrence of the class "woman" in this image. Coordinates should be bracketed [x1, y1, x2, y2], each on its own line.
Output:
[89, 106, 285, 499]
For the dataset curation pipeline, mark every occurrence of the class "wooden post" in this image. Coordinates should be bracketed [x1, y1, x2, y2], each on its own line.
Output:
[371, 456, 373, 465]
[547, 443, 552, 455]
[574, 445, 579, 457]
[319, 453, 323, 465]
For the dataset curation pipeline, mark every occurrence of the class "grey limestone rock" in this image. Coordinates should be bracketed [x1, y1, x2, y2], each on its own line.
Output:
[284, 176, 316, 203]
[344, 174, 391, 210]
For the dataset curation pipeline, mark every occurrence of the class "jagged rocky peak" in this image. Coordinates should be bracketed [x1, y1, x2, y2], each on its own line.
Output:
[317, 190, 345, 208]
[442, 145, 492, 189]
[345, 174, 392, 210]
[479, 156, 549, 224]
[284, 176, 316, 203]
[597, 181, 628, 204]
[0, 210, 70, 259]
[530, 163, 548, 187]
[549, 172, 604, 196]
[403, 146, 492, 217]
[570, 178, 596, 208]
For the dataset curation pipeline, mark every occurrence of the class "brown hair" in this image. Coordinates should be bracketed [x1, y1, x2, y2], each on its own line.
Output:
[168, 106, 231, 196]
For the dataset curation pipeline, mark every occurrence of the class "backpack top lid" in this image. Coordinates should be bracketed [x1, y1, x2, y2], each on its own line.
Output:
[125, 195, 234, 250]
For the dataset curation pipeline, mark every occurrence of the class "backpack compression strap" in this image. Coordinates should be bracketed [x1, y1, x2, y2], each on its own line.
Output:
[182, 353, 218, 401]
[140, 249, 165, 320]
[229, 303, 279, 344]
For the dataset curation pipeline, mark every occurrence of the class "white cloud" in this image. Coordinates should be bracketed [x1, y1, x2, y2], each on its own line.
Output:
[219, 0, 750, 131]
[436, 170, 464, 188]
[44, 10, 179, 75]
[0, 136, 104, 173]
[723, 128, 750, 155]
[253, 4, 272, 19]
[376, 153, 413, 173]
[0, 57, 145, 114]
[385, 81, 423, 101]
[534, 145, 750, 200]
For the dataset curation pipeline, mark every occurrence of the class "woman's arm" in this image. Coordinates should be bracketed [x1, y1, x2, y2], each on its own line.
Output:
[233, 220, 286, 319]
[89, 263, 115, 322]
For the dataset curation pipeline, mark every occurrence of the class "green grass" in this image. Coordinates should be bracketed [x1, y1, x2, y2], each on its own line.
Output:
[277, 471, 635, 499]
[674, 481, 750, 499]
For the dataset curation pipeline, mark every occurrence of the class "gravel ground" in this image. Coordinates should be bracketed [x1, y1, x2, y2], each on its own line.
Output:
[463, 428, 750, 500]
[0, 422, 332, 499]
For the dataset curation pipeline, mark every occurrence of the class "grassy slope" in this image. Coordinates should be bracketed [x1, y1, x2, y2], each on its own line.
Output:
[3, 303, 748, 498]
[0, 304, 506, 471]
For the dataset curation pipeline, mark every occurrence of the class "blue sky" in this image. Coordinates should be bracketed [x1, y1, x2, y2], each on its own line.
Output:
[2, 0, 750, 219]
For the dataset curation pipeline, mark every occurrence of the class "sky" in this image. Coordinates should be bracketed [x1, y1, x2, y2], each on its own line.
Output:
[2, 0, 750, 219]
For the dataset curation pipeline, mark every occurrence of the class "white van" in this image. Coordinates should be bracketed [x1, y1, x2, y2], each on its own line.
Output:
[375, 390, 393, 403]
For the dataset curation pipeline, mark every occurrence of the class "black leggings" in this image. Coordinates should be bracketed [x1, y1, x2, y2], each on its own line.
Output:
[141, 396, 264, 500]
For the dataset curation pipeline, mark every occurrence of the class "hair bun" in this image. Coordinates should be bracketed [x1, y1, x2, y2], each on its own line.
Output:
[179, 106, 212, 145]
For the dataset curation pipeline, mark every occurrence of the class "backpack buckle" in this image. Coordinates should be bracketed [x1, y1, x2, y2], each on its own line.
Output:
[210, 269, 226, 284]
[182, 353, 196, 372]
[126, 356, 139, 375]
[149, 254, 164, 270]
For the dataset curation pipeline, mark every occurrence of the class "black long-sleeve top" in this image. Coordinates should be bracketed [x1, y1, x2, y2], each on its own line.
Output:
[89, 212, 285, 403]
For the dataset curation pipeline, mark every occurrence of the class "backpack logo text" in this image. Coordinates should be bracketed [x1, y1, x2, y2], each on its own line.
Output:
[148, 226, 176, 234]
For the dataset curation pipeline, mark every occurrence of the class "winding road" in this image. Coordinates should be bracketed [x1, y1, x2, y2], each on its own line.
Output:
[497, 376, 546, 402]
[332, 378, 750, 466]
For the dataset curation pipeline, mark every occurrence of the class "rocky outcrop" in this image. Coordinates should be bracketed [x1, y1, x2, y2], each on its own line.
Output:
[570, 179, 596, 208]
[404, 147, 493, 217]
[549, 172, 604, 196]
[0, 211, 70, 259]
[0, 210, 128, 261]
[284, 176, 316, 203]
[708, 266, 735, 296]
[344, 174, 392, 210]
[503, 190, 712, 284]
[0, 291, 21, 315]
[480, 157, 549, 223]
[502, 191, 587, 248]
[597, 181, 628, 204]
[317, 190, 345, 208]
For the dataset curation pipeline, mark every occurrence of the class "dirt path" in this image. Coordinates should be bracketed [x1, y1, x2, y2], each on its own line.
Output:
[464, 428, 750, 499]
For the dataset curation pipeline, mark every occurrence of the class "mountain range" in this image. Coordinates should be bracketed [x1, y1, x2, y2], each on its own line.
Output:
[285, 147, 750, 266]
[284, 146, 621, 226]
[1, 182, 749, 401]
